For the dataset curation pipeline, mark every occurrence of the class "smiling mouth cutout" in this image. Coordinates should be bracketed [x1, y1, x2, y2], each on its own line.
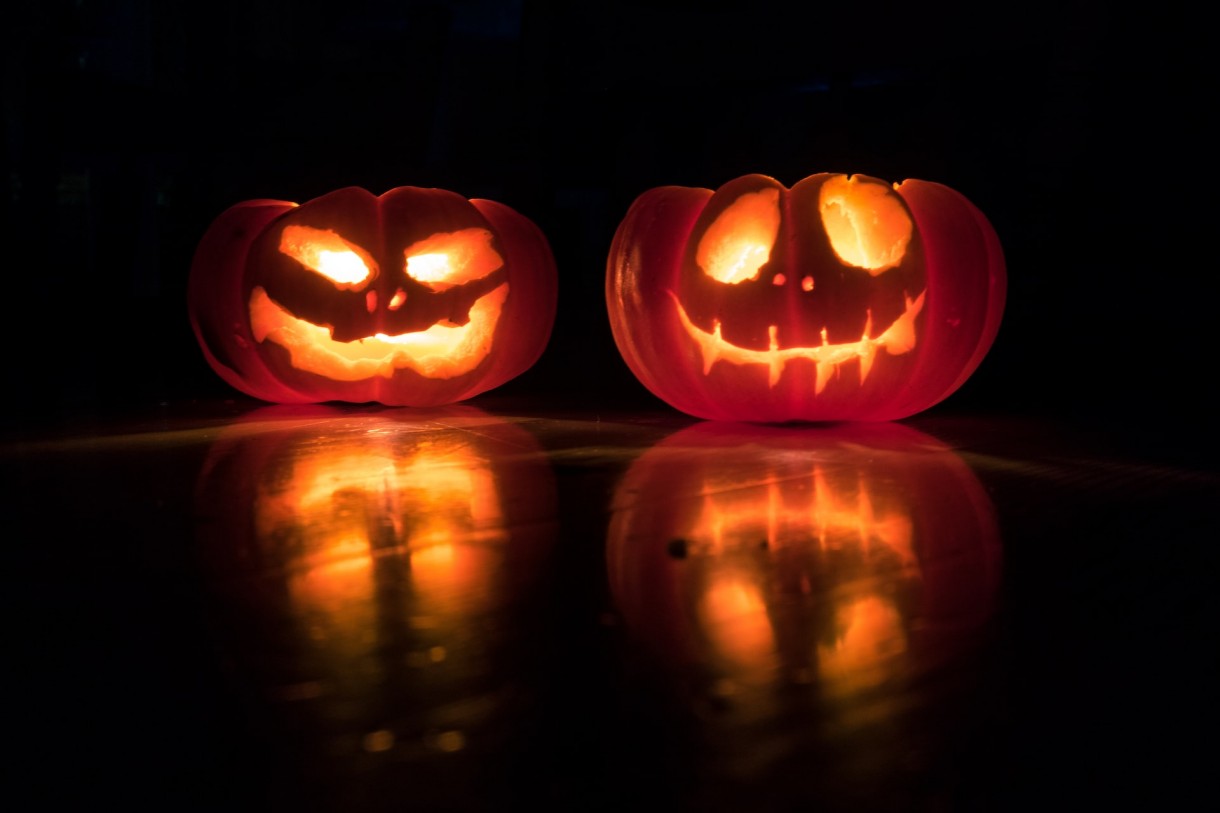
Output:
[671, 289, 925, 392]
[248, 283, 508, 381]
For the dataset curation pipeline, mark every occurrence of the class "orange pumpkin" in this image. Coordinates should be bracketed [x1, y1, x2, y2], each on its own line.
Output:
[189, 186, 557, 406]
[606, 173, 1006, 421]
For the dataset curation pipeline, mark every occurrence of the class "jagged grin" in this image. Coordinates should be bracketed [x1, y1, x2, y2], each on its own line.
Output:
[248, 283, 508, 381]
[671, 289, 926, 392]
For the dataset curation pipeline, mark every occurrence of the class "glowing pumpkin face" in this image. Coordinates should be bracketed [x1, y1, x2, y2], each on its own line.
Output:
[189, 186, 558, 406]
[606, 173, 1006, 422]
[607, 422, 1002, 703]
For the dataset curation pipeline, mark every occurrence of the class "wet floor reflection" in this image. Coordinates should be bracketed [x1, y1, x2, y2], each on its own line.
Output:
[193, 405, 558, 809]
[607, 421, 1003, 807]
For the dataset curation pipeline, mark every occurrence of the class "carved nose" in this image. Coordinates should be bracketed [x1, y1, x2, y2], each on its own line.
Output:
[771, 273, 815, 290]
[366, 287, 408, 314]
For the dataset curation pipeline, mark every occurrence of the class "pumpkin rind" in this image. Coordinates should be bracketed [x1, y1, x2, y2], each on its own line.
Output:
[606, 173, 1006, 422]
[189, 186, 558, 406]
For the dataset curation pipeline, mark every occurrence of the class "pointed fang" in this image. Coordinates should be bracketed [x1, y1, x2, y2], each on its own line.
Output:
[816, 360, 834, 394]
[859, 344, 876, 384]
[700, 319, 723, 374]
[768, 325, 782, 387]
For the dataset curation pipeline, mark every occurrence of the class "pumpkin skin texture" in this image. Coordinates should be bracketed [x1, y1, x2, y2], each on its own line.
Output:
[606, 173, 1006, 422]
[189, 186, 558, 406]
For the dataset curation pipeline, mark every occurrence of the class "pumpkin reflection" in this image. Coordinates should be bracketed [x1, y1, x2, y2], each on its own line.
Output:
[607, 421, 1001, 718]
[194, 405, 557, 795]
[252, 433, 506, 619]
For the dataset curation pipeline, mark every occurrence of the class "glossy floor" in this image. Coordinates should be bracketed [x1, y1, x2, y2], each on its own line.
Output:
[3, 400, 1213, 811]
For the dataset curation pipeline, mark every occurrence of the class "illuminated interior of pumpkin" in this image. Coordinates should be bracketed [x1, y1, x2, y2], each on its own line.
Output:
[677, 179, 924, 391]
[404, 228, 502, 291]
[252, 227, 509, 381]
[250, 283, 507, 380]
[818, 175, 912, 274]
[688, 461, 917, 686]
[280, 225, 376, 287]
[696, 188, 781, 284]
[671, 289, 924, 390]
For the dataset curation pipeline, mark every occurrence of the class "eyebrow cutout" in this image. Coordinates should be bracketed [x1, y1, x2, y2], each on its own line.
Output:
[279, 225, 377, 288]
[404, 228, 503, 292]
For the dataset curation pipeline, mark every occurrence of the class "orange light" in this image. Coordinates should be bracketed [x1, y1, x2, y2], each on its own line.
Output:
[696, 188, 781, 284]
[818, 596, 907, 693]
[248, 283, 508, 381]
[683, 459, 920, 689]
[279, 225, 376, 287]
[253, 438, 508, 627]
[670, 289, 925, 389]
[818, 176, 912, 274]
[404, 228, 503, 291]
[700, 575, 777, 681]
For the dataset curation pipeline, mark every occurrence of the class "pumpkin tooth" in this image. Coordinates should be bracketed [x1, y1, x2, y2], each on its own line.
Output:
[701, 319, 723, 374]
[768, 326, 782, 387]
[815, 360, 834, 394]
[859, 309, 876, 384]
[670, 289, 925, 394]
[859, 344, 877, 384]
[878, 291, 924, 355]
[250, 283, 509, 380]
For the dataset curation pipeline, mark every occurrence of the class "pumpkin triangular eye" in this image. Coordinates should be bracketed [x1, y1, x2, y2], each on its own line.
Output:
[404, 228, 503, 292]
[697, 188, 781, 284]
[279, 225, 376, 287]
[818, 176, 912, 275]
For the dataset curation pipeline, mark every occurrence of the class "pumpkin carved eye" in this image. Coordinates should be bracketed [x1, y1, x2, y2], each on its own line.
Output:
[817, 176, 912, 275]
[404, 228, 503, 292]
[697, 188, 781, 284]
[279, 225, 376, 288]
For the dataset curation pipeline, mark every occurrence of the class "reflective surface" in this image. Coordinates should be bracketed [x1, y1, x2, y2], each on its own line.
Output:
[3, 400, 1214, 811]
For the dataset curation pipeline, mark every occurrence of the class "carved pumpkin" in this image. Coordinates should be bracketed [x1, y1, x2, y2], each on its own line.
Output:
[607, 421, 1002, 704]
[193, 406, 558, 775]
[606, 173, 1006, 422]
[189, 186, 558, 406]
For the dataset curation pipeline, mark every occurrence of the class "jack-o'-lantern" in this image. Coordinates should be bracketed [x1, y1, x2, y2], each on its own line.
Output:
[189, 186, 558, 406]
[193, 406, 558, 795]
[606, 173, 1006, 422]
[607, 421, 1002, 718]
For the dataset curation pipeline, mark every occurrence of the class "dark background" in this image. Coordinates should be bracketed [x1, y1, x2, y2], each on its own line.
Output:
[2, 3, 1217, 811]
[2, 0, 1212, 438]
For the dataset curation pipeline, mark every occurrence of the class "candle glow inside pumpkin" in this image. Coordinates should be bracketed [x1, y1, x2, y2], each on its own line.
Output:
[249, 226, 509, 382]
